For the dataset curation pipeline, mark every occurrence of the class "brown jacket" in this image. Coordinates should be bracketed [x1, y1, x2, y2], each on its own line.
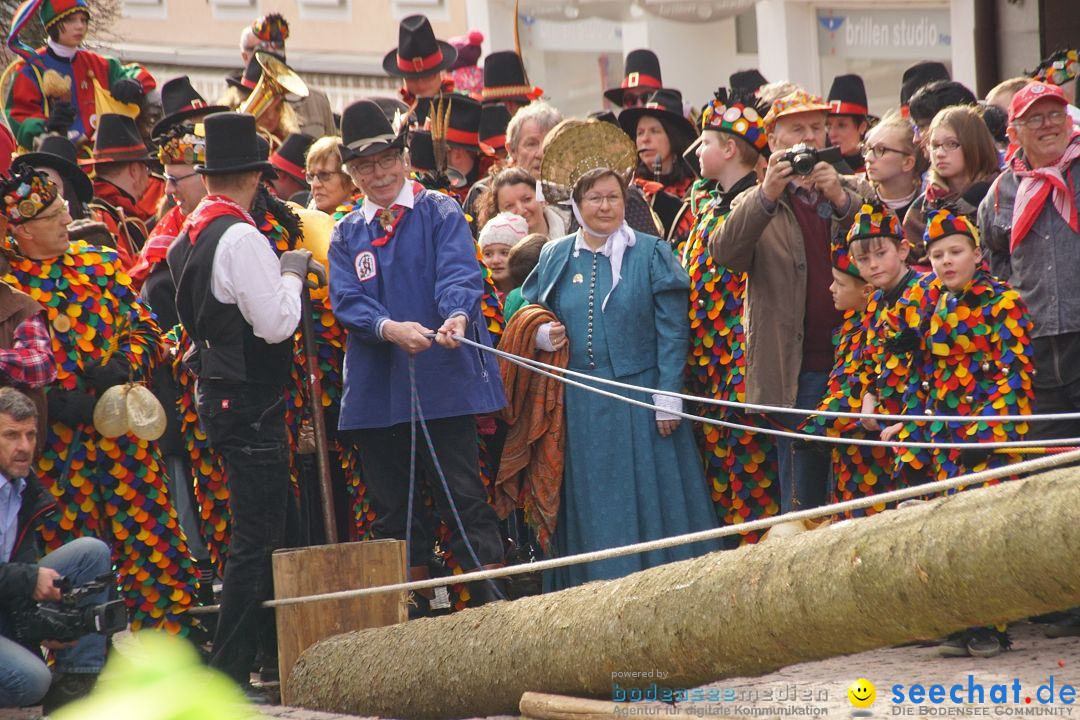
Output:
[709, 177, 873, 407]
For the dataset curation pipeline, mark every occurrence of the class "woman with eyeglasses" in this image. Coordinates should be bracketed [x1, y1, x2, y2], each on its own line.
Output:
[520, 167, 719, 590]
[863, 111, 928, 230]
[903, 105, 1000, 264]
[304, 135, 360, 215]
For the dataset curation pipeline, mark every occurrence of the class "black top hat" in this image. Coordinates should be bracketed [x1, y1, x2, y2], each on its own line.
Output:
[481, 51, 540, 105]
[195, 112, 275, 176]
[15, 134, 93, 203]
[729, 69, 768, 94]
[382, 14, 458, 79]
[901, 62, 950, 106]
[604, 49, 666, 107]
[413, 94, 482, 153]
[339, 99, 408, 163]
[827, 73, 869, 117]
[479, 103, 511, 150]
[618, 89, 697, 157]
[152, 76, 229, 138]
[271, 132, 314, 183]
[91, 114, 155, 165]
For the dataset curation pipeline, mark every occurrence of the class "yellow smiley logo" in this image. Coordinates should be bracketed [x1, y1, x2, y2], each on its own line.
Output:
[848, 678, 876, 709]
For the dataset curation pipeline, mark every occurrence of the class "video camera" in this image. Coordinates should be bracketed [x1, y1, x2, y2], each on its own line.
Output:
[13, 573, 127, 644]
[782, 143, 844, 176]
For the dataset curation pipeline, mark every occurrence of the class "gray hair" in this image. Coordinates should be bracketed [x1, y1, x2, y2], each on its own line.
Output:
[506, 101, 563, 155]
[0, 388, 37, 422]
[239, 26, 257, 53]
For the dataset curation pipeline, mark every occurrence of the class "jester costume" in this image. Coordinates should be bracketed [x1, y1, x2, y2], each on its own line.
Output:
[1, 231, 196, 633]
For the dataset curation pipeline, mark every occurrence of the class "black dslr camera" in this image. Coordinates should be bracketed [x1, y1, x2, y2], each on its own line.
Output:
[782, 143, 843, 176]
[14, 573, 127, 644]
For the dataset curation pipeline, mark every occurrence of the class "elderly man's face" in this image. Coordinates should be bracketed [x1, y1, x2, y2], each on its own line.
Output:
[1007, 97, 1074, 167]
[510, 119, 546, 180]
[769, 111, 828, 152]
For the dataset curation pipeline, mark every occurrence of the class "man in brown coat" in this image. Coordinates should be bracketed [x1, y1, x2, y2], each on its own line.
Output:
[711, 89, 872, 514]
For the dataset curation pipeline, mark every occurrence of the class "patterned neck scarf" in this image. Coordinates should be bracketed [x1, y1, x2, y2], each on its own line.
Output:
[1009, 131, 1080, 251]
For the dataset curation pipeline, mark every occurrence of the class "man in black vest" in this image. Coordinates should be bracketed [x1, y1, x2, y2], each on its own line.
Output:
[167, 112, 321, 700]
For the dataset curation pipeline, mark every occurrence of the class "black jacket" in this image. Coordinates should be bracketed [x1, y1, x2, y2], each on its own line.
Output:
[0, 472, 56, 615]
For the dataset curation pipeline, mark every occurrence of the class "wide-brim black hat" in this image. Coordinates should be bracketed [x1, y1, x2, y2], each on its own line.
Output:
[15, 134, 93, 203]
[901, 62, 950, 106]
[730, 69, 768, 94]
[225, 51, 287, 95]
[195, 112, 275, 176]
[827, 73, 870, 117]
[339, 99, 408, 162]
[271, 132, 315, 183]
[481, 51, 541, 105]
[382, 14, 458, 79]
[89, 114, 155, 165]
[604, 49, 665, 107]
[152, 76, 229, 138]
[479, 102, 511, 152]
[618, 89, 697, 157]
[413, 94, 481, 152]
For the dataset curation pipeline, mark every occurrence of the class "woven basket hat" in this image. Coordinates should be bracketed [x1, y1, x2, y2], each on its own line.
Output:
[540, 121, 637, 203]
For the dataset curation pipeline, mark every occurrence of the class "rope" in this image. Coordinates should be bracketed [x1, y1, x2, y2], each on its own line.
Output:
[452, 335, 1080, 426]
[447, 335, 1079, 451]
[185, 446, 1080, 615]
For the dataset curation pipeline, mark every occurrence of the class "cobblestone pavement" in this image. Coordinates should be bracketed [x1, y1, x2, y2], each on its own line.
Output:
[3, 622, 1077, 720]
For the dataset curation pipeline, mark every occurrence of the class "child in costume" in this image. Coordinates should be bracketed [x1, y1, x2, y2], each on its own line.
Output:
[680, 88, 778, 542]
[5, 0, 155, 150]
[799, 208, 891, 516]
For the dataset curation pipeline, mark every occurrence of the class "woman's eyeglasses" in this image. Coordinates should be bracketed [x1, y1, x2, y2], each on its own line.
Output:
[929, 140, 962, 153]
[305, 170, 345, 183]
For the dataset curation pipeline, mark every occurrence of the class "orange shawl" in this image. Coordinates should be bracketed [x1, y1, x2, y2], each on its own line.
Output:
[496, 304, 567, 551]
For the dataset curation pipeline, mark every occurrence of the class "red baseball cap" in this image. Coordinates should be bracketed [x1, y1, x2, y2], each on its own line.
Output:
[1009, 81, 1068, 123]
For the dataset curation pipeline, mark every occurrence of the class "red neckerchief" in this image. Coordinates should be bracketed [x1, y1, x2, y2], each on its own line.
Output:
[1009, 130, 1080, 251]
[128, 204, 185, 283]
[181, 195, 256, 245]
[371, 181, 423, 247]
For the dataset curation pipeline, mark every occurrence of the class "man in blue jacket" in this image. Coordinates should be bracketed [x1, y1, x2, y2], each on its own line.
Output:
[329, 99, 506, 614]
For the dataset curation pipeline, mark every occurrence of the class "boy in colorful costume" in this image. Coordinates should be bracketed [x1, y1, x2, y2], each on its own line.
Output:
[680, 88, 778, 542]
[0, 167, 197, 633]
[799, 204, 891, 516]
[5, 0, 155, 150]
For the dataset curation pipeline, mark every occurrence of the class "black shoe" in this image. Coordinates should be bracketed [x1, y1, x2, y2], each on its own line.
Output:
[937, 632, 970, 657]
[967, 627, 1005, 658]
[41, 672, 97, 714]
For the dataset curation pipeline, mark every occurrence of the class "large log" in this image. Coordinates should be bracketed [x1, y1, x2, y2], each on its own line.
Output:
[288, 467, 1080, 719]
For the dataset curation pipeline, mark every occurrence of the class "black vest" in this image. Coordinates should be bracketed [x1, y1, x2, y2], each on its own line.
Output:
[167, 215, 293, 385]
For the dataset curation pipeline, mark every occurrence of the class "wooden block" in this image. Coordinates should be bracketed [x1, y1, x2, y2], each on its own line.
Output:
[272, 539, 407, 702]
[520, 692, 693, 719]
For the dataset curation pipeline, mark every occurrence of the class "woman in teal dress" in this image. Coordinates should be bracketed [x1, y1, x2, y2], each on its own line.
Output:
[521, 167, 720, 590]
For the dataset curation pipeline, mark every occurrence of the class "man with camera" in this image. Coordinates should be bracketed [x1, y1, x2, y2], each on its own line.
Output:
[711, 89, 872, 515]
[0, 387, 111, 712]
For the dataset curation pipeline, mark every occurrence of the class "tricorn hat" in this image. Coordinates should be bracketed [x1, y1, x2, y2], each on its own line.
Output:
[16, 134, 93, 202]
[152, 76, 228, 138]
[481, 51, 542, 105]
[89, 114, 155, 165]
[271, 132, 314, 184]
[414, 94, 482, 153]
[382, 14, 458, 79]
[604, 49, 666, 107]
[195, 112, 275, 176]
[339, 99, 408, 163]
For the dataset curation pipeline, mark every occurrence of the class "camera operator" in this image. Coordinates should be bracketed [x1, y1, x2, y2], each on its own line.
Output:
[711, 89, 873, 515]
[0, 387, 111, 712]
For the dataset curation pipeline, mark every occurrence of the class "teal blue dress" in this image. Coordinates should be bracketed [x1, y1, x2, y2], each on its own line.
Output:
[522, 231, 720, 590]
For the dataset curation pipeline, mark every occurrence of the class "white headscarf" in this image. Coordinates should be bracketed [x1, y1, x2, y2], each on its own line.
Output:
[570, 196, 635, 312]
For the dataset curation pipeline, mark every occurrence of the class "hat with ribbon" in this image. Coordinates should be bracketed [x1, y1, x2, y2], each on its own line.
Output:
[827, 73, 870, 117]
[15, 134, 92, 202]
[271, 132, 314, 184]
[252, 12, 289, 49]
[226, 50, 286, 94]
[152, 76, 228, 138]
[924, 207, 980, 248]
[195, 112, 274, 176]
[382, 14, 458, 79]
[603, 49, 666, 108]
[155, 122, 205, 167]
[339, 99, 408, 163]
[479, 102, 511, 154]
[846, 202, 903, 246]
[699, 87, 770, 157]
[89, 114, 155, 165]
[481, 51, 542, 105]
[414, 94, 482, 152]
[618, 88, 697, 158]
[763, 89, 831, 133]
[0, 165, 60, 225]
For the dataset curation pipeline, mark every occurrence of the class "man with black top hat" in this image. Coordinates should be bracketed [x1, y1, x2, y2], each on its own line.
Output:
[826, 74, 872, 174]
[385, 14, 458, 105]
[88, 113, 160, 269]
[604, 49, 667, 109]
[270, 132, 314, 203]
[329, 99, 506, 615]
[481, 50, 541, 115]
[167, 112, 323, 698]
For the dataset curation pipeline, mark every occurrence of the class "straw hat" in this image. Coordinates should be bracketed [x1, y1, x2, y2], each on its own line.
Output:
[539, 121, 637, 203]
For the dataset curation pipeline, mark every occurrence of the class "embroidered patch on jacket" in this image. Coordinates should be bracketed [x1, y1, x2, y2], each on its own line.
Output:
[354, 251, 376, 282]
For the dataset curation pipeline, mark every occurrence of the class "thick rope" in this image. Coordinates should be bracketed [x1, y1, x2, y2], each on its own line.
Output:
[186, 446, 1080, 614]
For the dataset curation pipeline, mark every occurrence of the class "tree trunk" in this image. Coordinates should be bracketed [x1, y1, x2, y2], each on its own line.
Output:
[288, 467, 1080, 719]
